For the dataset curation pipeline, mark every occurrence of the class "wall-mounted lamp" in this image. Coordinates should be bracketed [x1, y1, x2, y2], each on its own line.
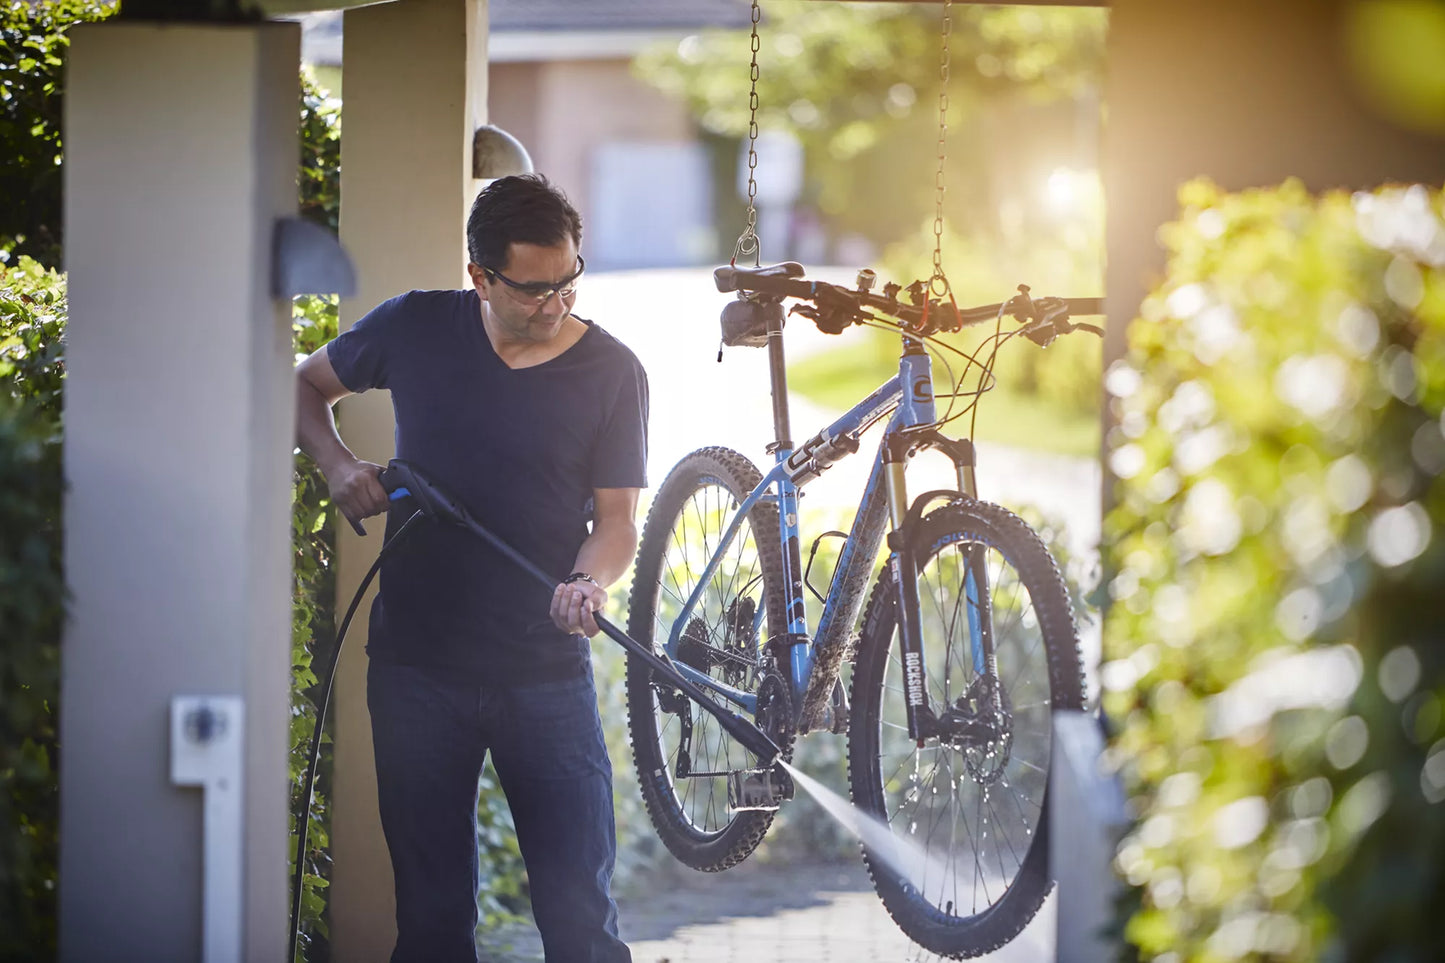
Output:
[472, 124, 534, 180]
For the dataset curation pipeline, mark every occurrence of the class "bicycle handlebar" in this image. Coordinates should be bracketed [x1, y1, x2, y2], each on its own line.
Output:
[714, 262, 1103, 340]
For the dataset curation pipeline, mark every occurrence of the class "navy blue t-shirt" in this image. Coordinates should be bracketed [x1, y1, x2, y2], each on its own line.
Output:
[327, 288, 649, 683]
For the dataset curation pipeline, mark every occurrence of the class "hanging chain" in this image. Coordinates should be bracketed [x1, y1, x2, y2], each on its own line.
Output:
[732, 0, 763, 265]
[930, 0, 953, 296]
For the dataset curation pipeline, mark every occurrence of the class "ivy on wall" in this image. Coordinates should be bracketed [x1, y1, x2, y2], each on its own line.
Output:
[0, 255, 66, 961]
[1103, 179, 1444, 962]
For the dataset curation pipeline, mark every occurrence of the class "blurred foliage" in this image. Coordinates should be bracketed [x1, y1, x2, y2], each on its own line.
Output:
[298, 68, 340, 233]
[635, 1, 1105, 251]
[1344, 0, 1445, 135]
[647, 3, 1110, 449]
[0, 256, 65, 961]
[1102, 179, 1445, 962]
[0, 0, 117, 268]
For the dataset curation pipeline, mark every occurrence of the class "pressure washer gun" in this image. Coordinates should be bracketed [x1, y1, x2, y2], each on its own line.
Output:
[375, 459, 787, 772]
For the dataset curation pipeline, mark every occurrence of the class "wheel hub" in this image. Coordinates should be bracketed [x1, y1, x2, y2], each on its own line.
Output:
[948, 675, 1013, 782]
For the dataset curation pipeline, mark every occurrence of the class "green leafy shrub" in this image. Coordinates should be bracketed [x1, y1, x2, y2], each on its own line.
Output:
[286, 69, 342, 963]
[289, 295, 339, 962]
[0, 255, 66, 960]
[298, 70, 340, 233]
[1103, 179, 1445, 962]
[0, 1, 117, 267]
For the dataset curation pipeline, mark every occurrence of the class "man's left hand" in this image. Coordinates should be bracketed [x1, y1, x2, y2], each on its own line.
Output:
[550, 578, 608, 638]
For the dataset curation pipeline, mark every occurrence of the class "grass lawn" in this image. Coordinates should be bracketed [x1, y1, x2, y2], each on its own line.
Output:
[789, 340, 1102, 458]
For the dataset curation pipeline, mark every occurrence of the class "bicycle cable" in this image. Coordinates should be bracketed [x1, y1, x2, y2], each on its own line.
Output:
[845, 311, 1000, 436]
[964, 304, 1010, 442]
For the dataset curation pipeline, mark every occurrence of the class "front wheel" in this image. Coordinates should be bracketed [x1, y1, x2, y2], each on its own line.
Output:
[847, 500, 1084, 958]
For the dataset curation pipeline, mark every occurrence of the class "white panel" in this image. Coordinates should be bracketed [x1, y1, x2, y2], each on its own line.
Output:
[588, 140, 713, 270]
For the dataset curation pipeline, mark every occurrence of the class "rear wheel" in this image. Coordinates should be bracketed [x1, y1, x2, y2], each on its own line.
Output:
[847, 500, 1083, 958]
[626, 447, 790, 871]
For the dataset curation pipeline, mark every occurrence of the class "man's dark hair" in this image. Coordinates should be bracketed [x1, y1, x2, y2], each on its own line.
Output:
[466, 174, 583, 270]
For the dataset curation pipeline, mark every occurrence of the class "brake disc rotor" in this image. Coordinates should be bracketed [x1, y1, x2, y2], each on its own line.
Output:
[961, 674, 1012, 784]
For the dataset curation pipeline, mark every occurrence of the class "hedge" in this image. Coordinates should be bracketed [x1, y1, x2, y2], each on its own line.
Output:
[1103, 179, 1444, 962]
[0, 255, 65, 962]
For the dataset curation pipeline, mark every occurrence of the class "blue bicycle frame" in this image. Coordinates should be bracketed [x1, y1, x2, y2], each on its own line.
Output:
[658, 308, 982, 738]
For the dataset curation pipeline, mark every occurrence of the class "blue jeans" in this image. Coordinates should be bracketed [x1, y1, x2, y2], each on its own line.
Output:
[368, 659, 632, 963]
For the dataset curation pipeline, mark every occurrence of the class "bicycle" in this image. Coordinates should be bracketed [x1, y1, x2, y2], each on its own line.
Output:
[624, 261, 1104, 958]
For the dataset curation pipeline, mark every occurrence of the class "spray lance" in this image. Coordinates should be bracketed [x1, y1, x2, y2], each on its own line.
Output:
[290, 459, 784, 959]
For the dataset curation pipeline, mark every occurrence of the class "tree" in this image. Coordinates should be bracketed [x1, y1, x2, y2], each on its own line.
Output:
[634, 1, 1106, 249]
[0, 1, 117, 267]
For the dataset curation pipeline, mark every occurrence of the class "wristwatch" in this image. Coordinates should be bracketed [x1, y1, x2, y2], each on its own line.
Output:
[562, 571, 599, 587]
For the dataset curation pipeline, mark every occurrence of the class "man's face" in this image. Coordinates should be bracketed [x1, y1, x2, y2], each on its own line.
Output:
[470, 239, 582, 344]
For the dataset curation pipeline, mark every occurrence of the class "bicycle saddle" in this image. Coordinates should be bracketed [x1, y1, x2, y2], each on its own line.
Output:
[713, 260, 805, 293]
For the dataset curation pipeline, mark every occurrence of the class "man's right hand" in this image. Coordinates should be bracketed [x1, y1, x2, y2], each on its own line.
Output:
[328, 458, 390, 536]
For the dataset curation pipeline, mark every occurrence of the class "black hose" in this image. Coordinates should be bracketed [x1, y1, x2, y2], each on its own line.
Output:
[289, 509, 426, 963]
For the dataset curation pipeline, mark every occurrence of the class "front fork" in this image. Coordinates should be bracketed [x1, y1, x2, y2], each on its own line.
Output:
[884, 431, 996, 742]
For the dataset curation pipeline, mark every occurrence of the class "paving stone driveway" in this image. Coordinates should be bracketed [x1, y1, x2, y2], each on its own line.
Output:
[483, 856, 1056, 963]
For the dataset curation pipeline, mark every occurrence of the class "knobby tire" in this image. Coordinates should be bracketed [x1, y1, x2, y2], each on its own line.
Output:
[847, 500, 1084, 958]
[625, 447, 791, 872]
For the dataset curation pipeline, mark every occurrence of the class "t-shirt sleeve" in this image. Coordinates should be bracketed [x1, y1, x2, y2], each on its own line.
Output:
[326, 292, 409, 392]
[590, 353, 649, 489]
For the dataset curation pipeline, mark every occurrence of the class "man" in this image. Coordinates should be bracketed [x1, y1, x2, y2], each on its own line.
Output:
[295, 174, 645, 963]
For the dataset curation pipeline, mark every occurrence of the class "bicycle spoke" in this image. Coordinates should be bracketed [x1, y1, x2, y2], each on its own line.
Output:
[984, 792, 1023, 874]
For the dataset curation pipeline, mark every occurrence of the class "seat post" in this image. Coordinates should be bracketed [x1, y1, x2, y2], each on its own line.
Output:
[765, 302, 792, 454]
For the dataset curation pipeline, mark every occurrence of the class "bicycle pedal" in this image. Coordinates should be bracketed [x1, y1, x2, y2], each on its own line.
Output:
[726, 766, 794, 813]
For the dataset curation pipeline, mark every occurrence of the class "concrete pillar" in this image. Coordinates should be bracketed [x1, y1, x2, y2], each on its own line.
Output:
[60, 22, 298, 962]
[329, 2, 488, 958]
[1051, 711, 1128, 963]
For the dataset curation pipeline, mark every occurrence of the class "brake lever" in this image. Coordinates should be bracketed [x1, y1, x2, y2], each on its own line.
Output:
[809, 285, 866, 335]
[1021, 321, 1059, 347]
